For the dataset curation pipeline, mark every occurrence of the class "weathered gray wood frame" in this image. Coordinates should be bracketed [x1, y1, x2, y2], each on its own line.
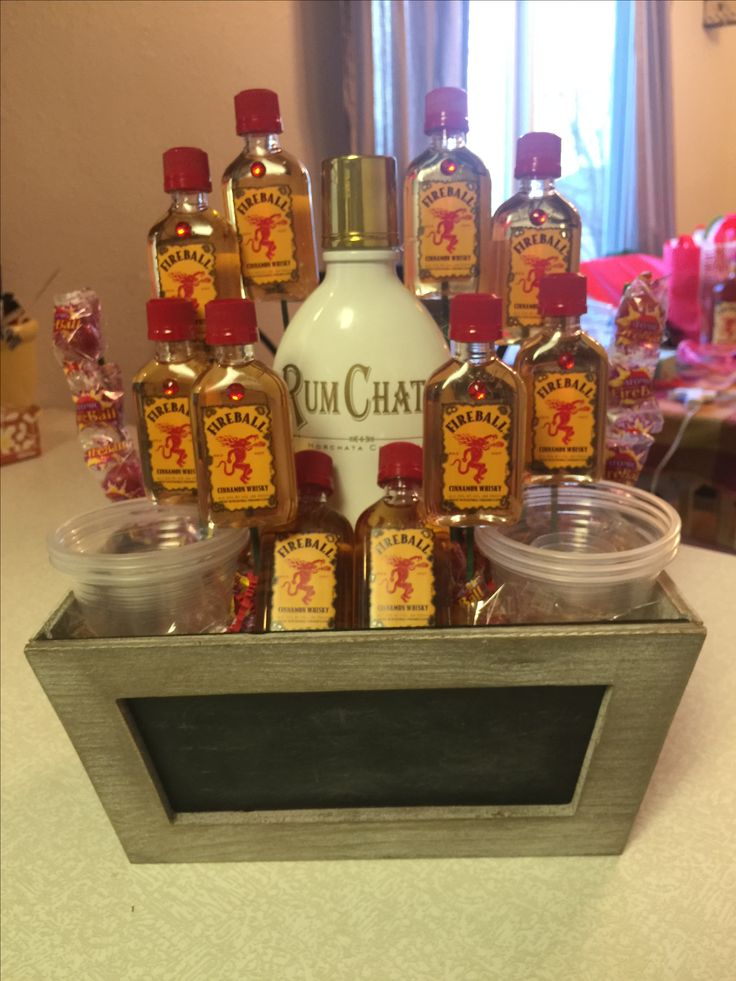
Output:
[25, 576, 705, 863]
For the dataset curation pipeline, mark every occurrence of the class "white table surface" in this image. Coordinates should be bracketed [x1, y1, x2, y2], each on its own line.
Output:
[2, 410, 735, 981]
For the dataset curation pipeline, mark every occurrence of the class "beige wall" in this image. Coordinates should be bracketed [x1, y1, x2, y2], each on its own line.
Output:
[670, 0, 736, 235]
[1, 0, 348, 409]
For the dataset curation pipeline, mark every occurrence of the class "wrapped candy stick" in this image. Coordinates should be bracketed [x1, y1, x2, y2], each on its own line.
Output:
[53, 290, 144, 500]
[605, 274, 667, 486]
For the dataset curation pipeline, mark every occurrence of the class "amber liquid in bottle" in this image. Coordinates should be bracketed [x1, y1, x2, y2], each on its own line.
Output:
[710, 260, 736, 344]
[404, 131, 492, 300]
[222, 134, 318, 302]
[148, 192, 242, 344]
[491, 178, 581, 342]
[133, 340, 208, 505]
[259, 485, 354, 632]
[515, 316, 608, 483]
[424, 342, 526, 526]
[355, 476, 451, 629]
[192, 342, 297, 529]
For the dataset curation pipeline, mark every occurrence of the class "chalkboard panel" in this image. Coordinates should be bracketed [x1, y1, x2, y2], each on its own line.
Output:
[124, 685, 606, 813]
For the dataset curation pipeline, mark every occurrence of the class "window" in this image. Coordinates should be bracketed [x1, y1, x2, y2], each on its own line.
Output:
[467, 0, 622, 260]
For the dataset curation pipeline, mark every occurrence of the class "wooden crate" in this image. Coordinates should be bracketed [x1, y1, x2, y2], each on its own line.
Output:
[25, 575, 705, 864]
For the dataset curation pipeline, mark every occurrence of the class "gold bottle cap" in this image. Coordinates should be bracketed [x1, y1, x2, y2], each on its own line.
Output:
[321, 155, 398, 250]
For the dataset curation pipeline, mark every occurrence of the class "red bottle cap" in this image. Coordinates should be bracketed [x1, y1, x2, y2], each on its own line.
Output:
[162, 147, 212, 192]
[450, 293, 503, 342]
[205, 299, 259, 345]
[295, 450, 334, 494]
[514, 132, 562, 179]
[378, 441, 423, 485]
[146, 298, 196, 341]
[538, 273, 588, 317]
[424, 87, 468, 134]
[234, 88, 283, 135]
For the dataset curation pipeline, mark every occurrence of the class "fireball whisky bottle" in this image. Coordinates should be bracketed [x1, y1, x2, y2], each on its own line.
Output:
[148, 147, 242, 345]
[222, 88, 318, 302]
[133, 299, 208, 505]
[491, 132, 581, 342]
[259, 450, 353, 632]
[355, 442, 451, 629]
[514, 273, 608, 483]
[424, 293, 526, 526]
[403, 87, 492, 300]
[192, 299, 297, 530]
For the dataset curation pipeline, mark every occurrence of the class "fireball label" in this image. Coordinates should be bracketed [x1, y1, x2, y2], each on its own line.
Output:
[233, 184, 297, 286]
[270, 532, 338, 631]
[507, 226, 571, 326]
[143, 397, 197, 491]
[156, 242, 216, 322]
[713, 301, 736, 344]
[441, 403, 511, 511]
[202, 404, 276, 511]
[418, 180, 479, 281]
[532, 370, 597, 470]
[369, 528, 435, 628]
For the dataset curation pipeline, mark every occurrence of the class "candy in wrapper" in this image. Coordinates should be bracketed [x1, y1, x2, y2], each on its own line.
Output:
[605, 274, 667, 485]
[604, 425, 655, 486]
[610, 273, 667, 373]
[52, 288, 104, 369]
[53, 290, 144, 501]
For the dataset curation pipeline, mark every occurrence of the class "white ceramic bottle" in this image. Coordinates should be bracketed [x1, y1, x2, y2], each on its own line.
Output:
[273, 155, 449, 524]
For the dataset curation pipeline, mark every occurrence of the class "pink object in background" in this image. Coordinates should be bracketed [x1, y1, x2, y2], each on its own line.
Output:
[675, 340, 736, 385]
[580, 254, 667, 307]
[664, 234, 701, 342]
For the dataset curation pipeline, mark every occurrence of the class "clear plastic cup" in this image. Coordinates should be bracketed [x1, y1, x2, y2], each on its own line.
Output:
[48, 500, 249, 636]
[475, 482, 681, 622]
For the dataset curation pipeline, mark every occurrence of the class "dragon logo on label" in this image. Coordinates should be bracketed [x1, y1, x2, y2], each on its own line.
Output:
[451, 431, 506, 484]
[284, 557, 333, 605]
[203, 405, 276, 510]
[429, 206, 472, 254]
[157, 422, 192, 468]
[216, 433, 267, 484]
[532, 371, 596, 470]
[378, 553, 429, 603]
[519, 253, 565, 295]
[171, 270, 212, 304]
[542, 398, 591, 446]
[245, 211, 289, 261]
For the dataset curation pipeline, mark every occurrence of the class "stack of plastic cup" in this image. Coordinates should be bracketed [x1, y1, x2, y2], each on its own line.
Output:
[48, 500, 248, 636]
[476, 482, 681, 622]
